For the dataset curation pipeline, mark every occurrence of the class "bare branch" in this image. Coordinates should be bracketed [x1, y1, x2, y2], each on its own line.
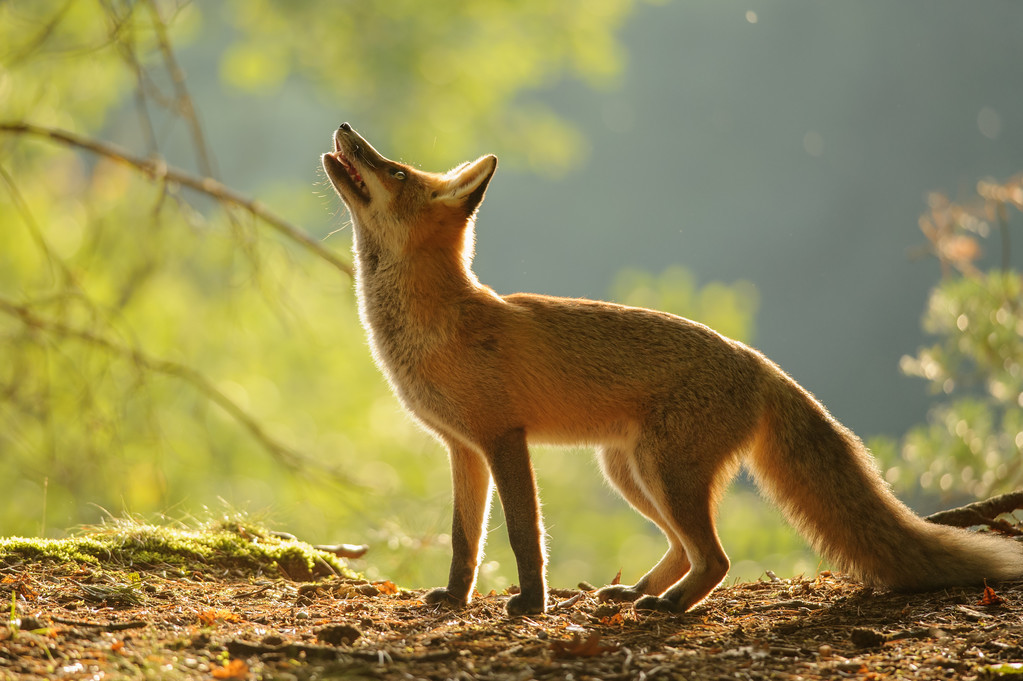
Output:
[0, 122, 354, 279]
[925, 491, 1023, 536]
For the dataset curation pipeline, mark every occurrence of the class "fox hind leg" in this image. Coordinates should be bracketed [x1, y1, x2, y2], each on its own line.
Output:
[594, 444, 691, 602]
[626, 429, 742, 613]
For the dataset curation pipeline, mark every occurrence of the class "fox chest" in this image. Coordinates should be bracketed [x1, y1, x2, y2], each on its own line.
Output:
[368, 326, 504, 429]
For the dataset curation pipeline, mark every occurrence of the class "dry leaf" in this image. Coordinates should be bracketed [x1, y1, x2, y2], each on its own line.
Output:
[550, 631, 618, 658]
[211, 658, 249, 680]
[2, 575, 38, 600]
[197, 609, 243, 626]
[599, 612, 625, 626]
[978, 581, 1005, 607]
[373, 580, 399, 595]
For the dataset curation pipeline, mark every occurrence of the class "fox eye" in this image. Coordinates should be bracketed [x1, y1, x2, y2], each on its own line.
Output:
[392, 169, 407, 181]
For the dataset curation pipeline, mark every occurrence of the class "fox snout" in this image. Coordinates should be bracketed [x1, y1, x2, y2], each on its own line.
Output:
[323, 125, 373, 204]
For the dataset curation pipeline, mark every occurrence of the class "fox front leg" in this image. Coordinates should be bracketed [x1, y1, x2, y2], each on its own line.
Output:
[486, 428, 548, 616]
[424, 444, 493, 608]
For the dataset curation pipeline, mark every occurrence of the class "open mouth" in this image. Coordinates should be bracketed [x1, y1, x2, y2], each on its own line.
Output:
[334, 152, 367, 192]
[325, 136, 370, 200]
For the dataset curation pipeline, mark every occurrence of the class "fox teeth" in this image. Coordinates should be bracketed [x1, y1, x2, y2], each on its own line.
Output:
[335, 152, 367, 191]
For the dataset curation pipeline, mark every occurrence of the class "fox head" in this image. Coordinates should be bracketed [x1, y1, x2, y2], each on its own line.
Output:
[321, 123, 497, 272]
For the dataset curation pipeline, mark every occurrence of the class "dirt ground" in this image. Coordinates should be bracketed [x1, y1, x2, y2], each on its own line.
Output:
[2, 555, 1021, 681]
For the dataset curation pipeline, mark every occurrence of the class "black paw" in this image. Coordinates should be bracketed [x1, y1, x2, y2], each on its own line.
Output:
[506, 591, 546, 616]
[634, 595, 678, 613]
[423, 587, 468, 608]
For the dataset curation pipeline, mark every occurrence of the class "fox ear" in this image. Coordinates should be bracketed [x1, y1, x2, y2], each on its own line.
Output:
[434, 154, 498, 216]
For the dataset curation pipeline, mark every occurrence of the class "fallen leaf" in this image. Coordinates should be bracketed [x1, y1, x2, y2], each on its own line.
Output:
[373, 580, 399, 595]
[211, 658, 249, 680]
[978, 581, 1005, 607]
[198, 609, 243, 626]
[550, 631, 618, 658]
[599, 612, 625, 626]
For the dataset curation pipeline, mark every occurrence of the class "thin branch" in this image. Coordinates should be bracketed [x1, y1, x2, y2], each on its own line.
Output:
[0, 296, 360, 489]
[145, 0, 218, 179]
[3, 0, 77, 67]
[0, 162, 75, 289]
[101, 0, 159, 156]
[925, 491, 1023, 536]
[51, 617, 148, 631]
[0, 122, 354, 278]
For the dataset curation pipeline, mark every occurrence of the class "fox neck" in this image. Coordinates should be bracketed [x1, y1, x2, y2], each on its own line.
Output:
[352, 224, 482, 343]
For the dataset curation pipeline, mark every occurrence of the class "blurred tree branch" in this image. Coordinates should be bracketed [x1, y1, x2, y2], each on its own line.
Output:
[141, 0, 217, 179]
[926, 491, 1023, 536]
[0, 295, 359, 488]
[0, 1, 370, 524]
[0, 122, 353, 279]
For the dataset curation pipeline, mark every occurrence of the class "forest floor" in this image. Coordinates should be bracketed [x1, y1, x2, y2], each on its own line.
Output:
[1, 522, 1021, 681]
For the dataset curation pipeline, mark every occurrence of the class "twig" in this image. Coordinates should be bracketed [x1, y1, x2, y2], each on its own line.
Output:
[750, 599, 823, 612]
[0, 122, 354, 279]
[313, 544, 369, 559]
[233, 582, 277, 599]
[925, 491, 1023, 535]
[51, 616, 148, 631]
[226, 639, 457, 663]
[549, 592, 585, 611]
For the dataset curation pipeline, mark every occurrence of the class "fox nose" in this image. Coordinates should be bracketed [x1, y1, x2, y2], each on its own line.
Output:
[339, 122, 352, 132]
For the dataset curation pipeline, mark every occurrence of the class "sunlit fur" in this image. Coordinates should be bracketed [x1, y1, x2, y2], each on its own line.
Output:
[322, 124, 1023, 617]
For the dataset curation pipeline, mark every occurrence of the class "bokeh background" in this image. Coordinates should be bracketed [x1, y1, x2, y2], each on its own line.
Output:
[2, 0, 1021, 593]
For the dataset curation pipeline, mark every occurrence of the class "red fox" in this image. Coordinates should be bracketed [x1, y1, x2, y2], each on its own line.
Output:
[321, 123, 1023, 616]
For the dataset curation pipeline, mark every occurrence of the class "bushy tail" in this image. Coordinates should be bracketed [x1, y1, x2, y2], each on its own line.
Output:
[746, 373, 1022, 589]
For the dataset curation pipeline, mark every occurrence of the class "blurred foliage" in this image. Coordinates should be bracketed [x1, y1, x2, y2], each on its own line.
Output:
[0, 0, 816, 594]
[611, 265, 760, 343]
[218, 0, 664, 175]
[877, 176, 1023, 501]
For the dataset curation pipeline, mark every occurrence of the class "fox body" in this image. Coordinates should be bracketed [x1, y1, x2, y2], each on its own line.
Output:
[321, 123, 1022, 616]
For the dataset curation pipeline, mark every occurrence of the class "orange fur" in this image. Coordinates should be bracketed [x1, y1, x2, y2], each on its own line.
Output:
[321, 123, 1023, 616]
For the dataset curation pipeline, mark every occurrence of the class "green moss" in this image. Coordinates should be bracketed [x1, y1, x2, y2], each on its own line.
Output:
[0, 518, 359, 581]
